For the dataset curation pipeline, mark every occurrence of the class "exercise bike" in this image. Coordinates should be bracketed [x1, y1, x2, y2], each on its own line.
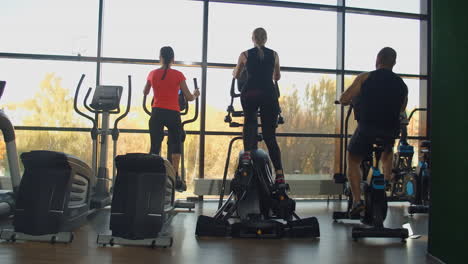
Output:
[333, 102, 408, 242]
[96, 78, 199, 248]
[195, 79, 320, 238]
[387, 108, 427, 201]
[407, 140, 430, 215]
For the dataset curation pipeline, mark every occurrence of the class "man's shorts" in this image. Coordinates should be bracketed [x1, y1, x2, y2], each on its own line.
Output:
[348, 125, 397, 158]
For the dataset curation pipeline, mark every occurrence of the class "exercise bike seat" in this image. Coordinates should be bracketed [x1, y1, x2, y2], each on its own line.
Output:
[420, 140, 431, 152]
[372, 138, 386, 153]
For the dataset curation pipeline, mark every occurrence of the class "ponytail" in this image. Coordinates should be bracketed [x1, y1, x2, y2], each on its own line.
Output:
[252, 27, 267, 60]
[162, 67, 168, 80]
[257, 46, 264, 60]
[159, 46, 174, 80]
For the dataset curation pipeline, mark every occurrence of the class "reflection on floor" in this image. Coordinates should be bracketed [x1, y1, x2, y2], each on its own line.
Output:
[0, 201, 437, 264]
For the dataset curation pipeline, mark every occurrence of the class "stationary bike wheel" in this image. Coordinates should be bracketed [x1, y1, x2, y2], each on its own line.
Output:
[363, 186, 388, 226]
[381, 193, 388, 221]
[391, 173, 406, 197]
[362, 184, 373, 225]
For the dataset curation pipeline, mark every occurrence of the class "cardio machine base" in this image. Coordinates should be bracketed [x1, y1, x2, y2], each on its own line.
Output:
[408, 204, 429, 215]
[97, 233, 173, 248]
[352, 226, 409, 241]
[196, 215, 320, 239]
[0, 230, 74, 244]
[90, 195, 112, 210]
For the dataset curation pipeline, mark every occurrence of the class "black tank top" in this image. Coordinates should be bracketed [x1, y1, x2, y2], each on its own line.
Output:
[355, 69, 408, 132]
[243, 47, 275, 97]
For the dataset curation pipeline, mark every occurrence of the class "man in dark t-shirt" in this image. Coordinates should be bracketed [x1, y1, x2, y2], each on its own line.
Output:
[339, 47, 408, 217]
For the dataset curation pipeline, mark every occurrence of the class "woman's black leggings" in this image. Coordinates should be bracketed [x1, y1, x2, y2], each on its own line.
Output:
[149, 107, 182, 155]
[241, 95, 283, 171]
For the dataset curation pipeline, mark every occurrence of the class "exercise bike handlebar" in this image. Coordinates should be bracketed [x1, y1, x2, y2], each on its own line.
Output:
[113, 75, 132, 130]
[74, 74, 97, 128]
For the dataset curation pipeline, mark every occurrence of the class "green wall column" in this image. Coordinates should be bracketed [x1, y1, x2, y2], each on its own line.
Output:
[429, 0, 468, 263]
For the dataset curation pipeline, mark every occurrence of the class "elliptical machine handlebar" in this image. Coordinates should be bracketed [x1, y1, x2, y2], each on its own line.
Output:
[113, 76, 132, 130]
[83, 87, 95, 114]
[143, 94, 152, 116]
[225, 78, 285, 127]
[182, 78, 200, 127]
[408, 107, 427, 122]
[74, 74, 97, 129]
[399, 107, 427, 144]
[334, 100, 354, 183]
[230, 78, 241, 98]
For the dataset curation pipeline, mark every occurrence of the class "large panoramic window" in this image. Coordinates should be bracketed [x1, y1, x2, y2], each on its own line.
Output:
[208, 2, 337, 69]
[0, 0, 98, 56]
[0, 131, 92, 190]
[345, 14, 420, 74]
[346, 0, 421, 14]
[0, 59, 96, 127]
[203, 135, 335, 179]
[205, 68, 337, 134]
[102, 0, 203, 62]
[272, 0, 337, 5]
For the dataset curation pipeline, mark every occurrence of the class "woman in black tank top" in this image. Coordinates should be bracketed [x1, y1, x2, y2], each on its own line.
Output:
[233, 27, 285, 184]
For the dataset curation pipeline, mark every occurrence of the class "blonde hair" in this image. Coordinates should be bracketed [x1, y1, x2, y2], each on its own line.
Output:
[252, 27, 267, 59]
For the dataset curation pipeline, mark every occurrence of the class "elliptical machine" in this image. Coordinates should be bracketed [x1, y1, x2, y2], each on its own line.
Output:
[0, 74, 131, 243]
[333, 102, 408, 242]
[96, 78, 199, 248]
[0, 81, 21, 218]
[195, 79, 320, 239]
[74, 74, 132, 209]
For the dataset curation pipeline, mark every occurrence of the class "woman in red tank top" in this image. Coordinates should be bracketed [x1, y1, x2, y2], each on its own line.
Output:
[143, 46, 199, 189]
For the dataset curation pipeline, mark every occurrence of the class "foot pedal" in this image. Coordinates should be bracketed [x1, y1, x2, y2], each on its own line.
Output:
[174, 201, 195, 211]
[286, 217, 320, 238]
[271, 190, 295, 221]
[333, 211, 354, 220]
[231, 220, 284, 238]
[408, 205, 429, 214]
[195, 215, 229, 237]
[334, 173, 346, 184]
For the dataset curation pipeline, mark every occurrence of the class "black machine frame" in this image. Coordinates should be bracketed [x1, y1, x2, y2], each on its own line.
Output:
[196, 78, 320, 238]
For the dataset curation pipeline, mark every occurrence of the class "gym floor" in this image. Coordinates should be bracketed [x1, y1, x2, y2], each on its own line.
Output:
[0, 201, 435, 264]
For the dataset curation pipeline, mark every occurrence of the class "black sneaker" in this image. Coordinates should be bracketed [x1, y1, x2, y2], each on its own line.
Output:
[349, 201, 365, 219]
[175, 173, 187, 192]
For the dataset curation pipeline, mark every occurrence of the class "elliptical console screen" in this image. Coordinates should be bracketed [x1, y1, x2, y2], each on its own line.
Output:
[90, 85, 123, 111]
